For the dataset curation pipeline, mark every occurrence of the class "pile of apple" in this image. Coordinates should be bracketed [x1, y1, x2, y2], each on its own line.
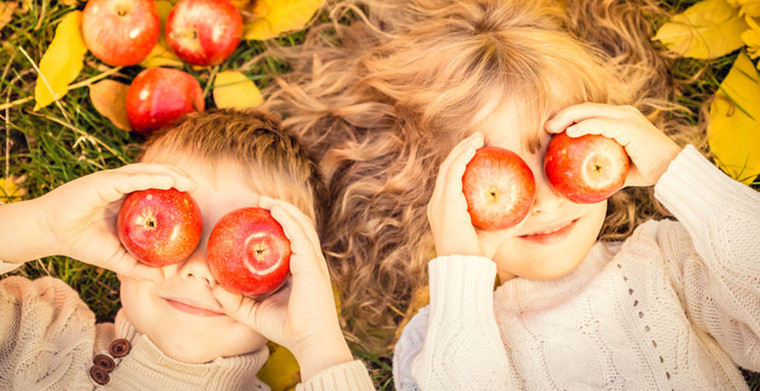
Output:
[463, 132, 629, 230]
[118, 189, 291, 297]
[81, 0, 243, 134]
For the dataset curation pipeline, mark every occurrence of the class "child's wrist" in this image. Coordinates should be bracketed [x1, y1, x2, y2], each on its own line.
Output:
[293, 331, 353, 381]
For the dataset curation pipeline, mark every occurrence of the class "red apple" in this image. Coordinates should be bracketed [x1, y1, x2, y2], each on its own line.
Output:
[165, 0, 243, 66]
[117, 188, 203, 267]
[125, 67, 204, 135]
[462, 146, 536, 231]
[207, 207, 291, 297]
[544, 132, 629, 203]
[82, 0, 160, 66]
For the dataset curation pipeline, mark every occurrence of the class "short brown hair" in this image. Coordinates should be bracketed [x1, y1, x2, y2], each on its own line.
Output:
[138, 108, 325, 225]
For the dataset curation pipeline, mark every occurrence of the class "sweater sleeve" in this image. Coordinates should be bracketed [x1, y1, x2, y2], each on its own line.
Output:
[393, 255, 514, 390]
[0, 274, 96, 390]
[654, 145, 760, 370]
[295, 360, 375, 391]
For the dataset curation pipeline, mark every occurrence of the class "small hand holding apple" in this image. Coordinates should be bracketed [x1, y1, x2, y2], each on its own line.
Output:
[428, 133, 486, 257]
[211, 196, 352, 381]
[36, 163, 195, 282]
[545, 103, 681, 187]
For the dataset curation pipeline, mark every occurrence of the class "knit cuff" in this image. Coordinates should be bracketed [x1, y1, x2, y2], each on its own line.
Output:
[296, 360, 375, 391]
[0, 259, 22, 275]
[428, 255, 497, 326]
[654, 145, 755, 231]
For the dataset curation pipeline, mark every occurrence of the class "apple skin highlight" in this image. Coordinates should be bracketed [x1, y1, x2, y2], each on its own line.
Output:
[117, 188, 203, 267]
[207, 207, 292, 298]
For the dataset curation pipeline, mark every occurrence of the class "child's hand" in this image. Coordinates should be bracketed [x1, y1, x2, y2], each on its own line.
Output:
[212, 196, 352, 381]
[545, 103, 681, 187]
[37, 163, 195, 282]
[427, 132, 485, 257]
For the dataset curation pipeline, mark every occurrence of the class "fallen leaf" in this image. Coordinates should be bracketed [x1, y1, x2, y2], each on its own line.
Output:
[89, 79, 131, 131]
[212, 70, 263, 109]
[0, 174, 28, 204]
[59, 0, 79, 5]
[257, 342, 300, 391]
[140, 1, 183, 68]
[653, 0, 748, 59]
[727, 0, 760, 17]
[708, 51, 760, 184]
[243, 0, 323, 41]
[34, 11, 88, 110]
[0, 2, 18, 36]
[742, 15, 760, 66]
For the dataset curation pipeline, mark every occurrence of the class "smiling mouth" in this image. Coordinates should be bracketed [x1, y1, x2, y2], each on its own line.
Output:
[163, 298, 225, 317]
[518, 218, 580, 245]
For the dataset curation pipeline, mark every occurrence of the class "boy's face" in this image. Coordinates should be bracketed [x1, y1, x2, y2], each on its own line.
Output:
[118, 153, 271, 364]
[471, 96, 608, 282]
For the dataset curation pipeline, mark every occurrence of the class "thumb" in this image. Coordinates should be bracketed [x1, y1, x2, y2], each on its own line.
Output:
[212, 286, 261, 328]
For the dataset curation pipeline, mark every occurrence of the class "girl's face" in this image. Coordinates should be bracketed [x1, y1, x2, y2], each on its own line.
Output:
[118, 153, 268, 364]
[471, 97, 607, 282]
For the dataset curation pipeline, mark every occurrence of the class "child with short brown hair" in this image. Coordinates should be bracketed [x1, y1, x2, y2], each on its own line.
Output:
[0, 109, 375, 390]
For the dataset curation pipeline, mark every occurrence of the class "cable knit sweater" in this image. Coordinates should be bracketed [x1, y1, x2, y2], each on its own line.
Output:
[0, 263, 375, 391]
[393, 145, 760, 390]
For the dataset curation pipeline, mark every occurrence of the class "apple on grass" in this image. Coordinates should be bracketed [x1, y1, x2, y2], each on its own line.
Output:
[166, 0, 243, 66]
[462, 146, 536, 231]
[544, 132, 629, 204]
[126, 67, 204, 135]
[117, 188, 203, 267]
[207, 207, 291, 298]
[82, 0, 160, 66]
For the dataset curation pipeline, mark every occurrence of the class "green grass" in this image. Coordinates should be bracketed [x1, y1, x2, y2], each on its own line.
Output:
[0, 1, 758, 390]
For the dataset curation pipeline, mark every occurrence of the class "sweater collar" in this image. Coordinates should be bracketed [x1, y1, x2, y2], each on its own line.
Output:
[100, 310, 269, 390]
[493, 241, 620, 313]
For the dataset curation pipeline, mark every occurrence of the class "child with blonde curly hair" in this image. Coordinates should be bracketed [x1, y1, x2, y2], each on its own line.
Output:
[263, 0, 760, 388]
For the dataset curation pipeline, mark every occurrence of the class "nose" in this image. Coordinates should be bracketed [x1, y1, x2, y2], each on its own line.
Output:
[176, 240, 216, 287]
[530, 166, 565, 215]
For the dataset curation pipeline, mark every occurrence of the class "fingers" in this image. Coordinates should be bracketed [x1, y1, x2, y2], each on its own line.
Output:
[563, 117, 634, 148]
[212, 285, 261, 326]
[93, 164, 196, 204]
[432, 132, 484, 204]
[545, 103, 641, 134]
[259, 196, 327, 278]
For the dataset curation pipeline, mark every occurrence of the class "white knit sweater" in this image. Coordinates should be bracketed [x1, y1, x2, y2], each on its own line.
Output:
[0, 264, 375, 390]
[393, 145, 760, 390]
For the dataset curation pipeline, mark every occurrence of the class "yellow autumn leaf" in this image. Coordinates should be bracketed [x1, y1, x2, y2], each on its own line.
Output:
[727, 0, 760, 16]
[89, 79, 131, 131]
[0, 174, 27, 204]
[140, 1, 183, 68]
[243, 0, 323, 41]
[34, 11, 88, 110]
[653, 0, 748, 59]
[213, 71, 263, 109]
[257, 342, 300, 391]
[59, 0, 80, 5]
[742, 14, 760, 65]
[708, 51, 760, 184]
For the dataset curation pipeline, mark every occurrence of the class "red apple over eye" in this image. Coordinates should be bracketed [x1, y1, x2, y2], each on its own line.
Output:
[126, 67, 204, 135]
[166, 0, 243, 66]
[462, 146, 536, 231]
[117, 188, 203, 267]
[544, 132, 629, 203]
[207, 207, 291, 297]
[82, 0, 161, 66]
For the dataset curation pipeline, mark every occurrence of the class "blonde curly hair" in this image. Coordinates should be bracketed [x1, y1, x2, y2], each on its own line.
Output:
[262, 0, 703, 350]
